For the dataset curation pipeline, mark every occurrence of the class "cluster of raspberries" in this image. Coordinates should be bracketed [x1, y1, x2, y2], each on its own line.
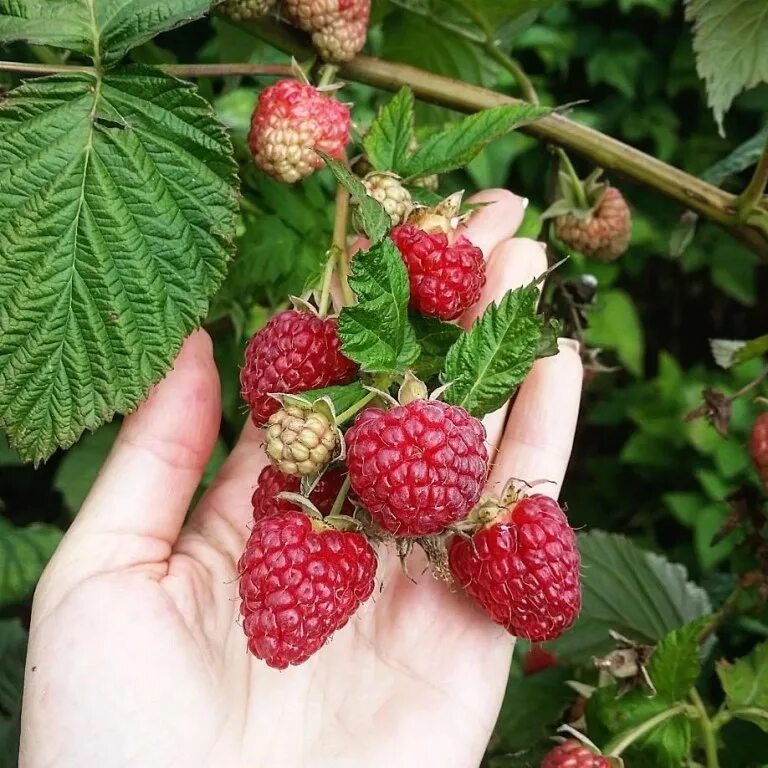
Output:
[236, 217, 581, 670]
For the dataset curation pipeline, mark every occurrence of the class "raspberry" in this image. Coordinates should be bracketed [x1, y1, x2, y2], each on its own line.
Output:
[390, 224, 486, 321]
[238, 511, 377, 668]
[449, 494, 581, 641]
[265, 404, 338, 476]
[363, 173, 412, 226]
[523, 645, 559, 676]
[248, 79, 350, 183]
[750, 412, 768, 488]
[218, 0, 274, 21]
[283, 0, 370, 63]
[345, 399, 488, 536]
[251, 465, 353, 521]
[540, 740, 610, 768]
[554, 186, 631, 262]
[240, 309, 357, 425]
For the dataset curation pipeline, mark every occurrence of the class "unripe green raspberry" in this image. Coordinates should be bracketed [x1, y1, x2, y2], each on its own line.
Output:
[265, 404, 338, 476]
[363, 172, 412, 226]
[218, 0, 275, 21]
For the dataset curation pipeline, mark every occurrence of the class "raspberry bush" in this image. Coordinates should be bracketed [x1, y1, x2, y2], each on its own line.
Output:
[0, 1, 767, 766]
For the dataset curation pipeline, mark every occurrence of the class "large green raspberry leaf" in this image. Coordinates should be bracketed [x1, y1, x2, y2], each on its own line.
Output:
[0, 67, 237, 462]
[0, 0, 215, 65]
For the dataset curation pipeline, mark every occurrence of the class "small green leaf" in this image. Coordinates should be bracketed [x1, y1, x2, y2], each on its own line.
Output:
[401, 103, 549, 180]
[587, 686, 690, 768]
[549, 531, 712, 664]
[0, 0, 215, 65]
[338, 240, 419, 373]
[684, 0, 768, 134]
[363, 88, 416, 174]
[702, 124, 768, 184]
[0, 517, 61, 607]
[409, 312, 463, 380]
[299, 382, 369, 416]
[440, 284, 545, 418]
[717, 640, 768, 733]
[710, 335, 768, 369]
[648, 617, 709, 700]
[0, 67, 237, 462]
[316, 153, 390, 243]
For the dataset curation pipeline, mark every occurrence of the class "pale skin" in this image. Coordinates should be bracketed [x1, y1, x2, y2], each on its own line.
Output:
[20, 190, 583, 768]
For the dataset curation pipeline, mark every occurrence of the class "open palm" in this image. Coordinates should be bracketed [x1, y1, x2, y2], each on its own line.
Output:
[20, 190, 582, 768]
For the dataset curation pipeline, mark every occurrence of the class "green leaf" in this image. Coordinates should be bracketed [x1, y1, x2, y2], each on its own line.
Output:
[54, 422, 120, 514]
[585, 289, 645, 376]
[0, 620, 26, 768]
[440, 283, 544, 418]
[702, 124, 768, 184]
[587, 686, 690, 768]
[318, 153, 390, 244]
[338, 239, 419, 374]
[648, 618, 709, 700]
[489, 668, 572, 755]
[401, 103, 549, 180]
[710, 335, 768, 369]
[717, 640, 768, 733]
[409, 312, 463, 380]
[299, 381, 369, 416]
[684, 0, 768, 134]
[0, 517, 61, 607]
[549, 531, 712, 664]
[0, 0, 214, 65]
[364, 88, 416, 174]
[0, 67, 237, 462]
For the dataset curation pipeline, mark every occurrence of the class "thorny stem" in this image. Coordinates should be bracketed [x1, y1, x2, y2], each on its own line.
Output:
[233, 17, 768, 258]
[690, 689, 721, 768]
[328, 475, 352, 518]
[735, 137, 768, 222]
[604, 704, 691, 757]
[457, 1, 539, 104]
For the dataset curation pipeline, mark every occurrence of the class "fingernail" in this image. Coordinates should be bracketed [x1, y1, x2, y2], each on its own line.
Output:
[520, 197, 529, 209]
[558, 338, 581, 353]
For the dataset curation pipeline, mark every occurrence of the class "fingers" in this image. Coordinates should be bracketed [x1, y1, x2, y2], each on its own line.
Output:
[459, 237, 548, 455]
[459, 189, 527, 259]
[489, 339, 583, 500]
[61, 331, 222, 566]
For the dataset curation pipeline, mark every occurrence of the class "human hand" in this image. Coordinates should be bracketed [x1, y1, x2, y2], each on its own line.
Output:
[20, 189, 582, 768]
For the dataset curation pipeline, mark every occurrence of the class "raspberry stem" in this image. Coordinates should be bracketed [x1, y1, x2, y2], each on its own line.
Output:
[317, 63, 339, 88]
[689, 688, 721, 768]
[317, 250, 336, 318]
[332, 182, 355, 306]
[336, 390, 378, 425]
[604, 703, 691, 758]
[328, 475, 352, 518]
[557, 149, 589, 209]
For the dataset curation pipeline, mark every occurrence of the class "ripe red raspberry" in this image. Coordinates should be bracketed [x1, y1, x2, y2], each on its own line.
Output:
[345, 399, 488, 536]
[554, 186, 631, 262]
[248, 79, 350, 183]
[238, 511, 377, 668]
[540, 740, 610, 768]
[750, 412, 768, 488]
[240, 309, 357, 425]
[523, 645, 559, 676]
[449, 494, 581, 641]
[390, 224, 486, 321]
[251, 465, 353, 521]
[283, 0, 370, 62]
